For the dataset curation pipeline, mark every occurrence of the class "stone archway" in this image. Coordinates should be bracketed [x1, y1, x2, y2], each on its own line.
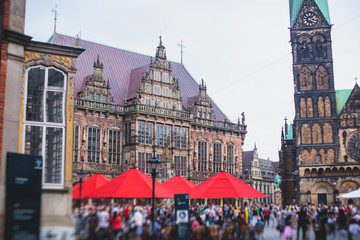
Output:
[310, 182, 334, 205]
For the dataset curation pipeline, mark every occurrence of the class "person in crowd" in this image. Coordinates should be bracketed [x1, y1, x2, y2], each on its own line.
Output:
[97, 207, 109, 240]
[264, 205, 270, 227]
[327, 212, 336, 240]
[132, 206, 144, 240]
[109, 210, 121, 240]
[296, 205, 308, 240]
[313, 208, 328, 240]
[283, 215, 293, 240]
[336, 209, 349, 240]
[349, 218, 360, 240]
[270, 205, 277, 228]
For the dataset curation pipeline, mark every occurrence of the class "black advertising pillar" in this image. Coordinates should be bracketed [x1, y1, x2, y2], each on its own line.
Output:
[5, 152, 42, 240]
[174, 194, 190, 240]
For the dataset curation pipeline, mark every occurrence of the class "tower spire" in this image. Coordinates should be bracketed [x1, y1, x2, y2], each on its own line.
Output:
[51, 5, 59, 33]
[177, 40, 186, 65]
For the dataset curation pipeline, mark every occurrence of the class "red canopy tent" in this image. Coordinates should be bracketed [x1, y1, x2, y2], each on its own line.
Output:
[87, 168, 173, 199]
[188, 171, 268, 199]
[72, 174, 110, 199]
[162, 176, 196, 195]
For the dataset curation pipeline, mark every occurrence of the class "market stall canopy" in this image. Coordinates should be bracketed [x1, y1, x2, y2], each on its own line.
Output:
[73, 174, 110, 199]
[162, 176, 196, 195]
[337, 188, 360, 199]
[87, 168, 173, 199]
[188, 171, 268, 199]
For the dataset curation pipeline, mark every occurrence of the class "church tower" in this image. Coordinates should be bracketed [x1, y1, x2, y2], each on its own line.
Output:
[290, 0, 338, 168]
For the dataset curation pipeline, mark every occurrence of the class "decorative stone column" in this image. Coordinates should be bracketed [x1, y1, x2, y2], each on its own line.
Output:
[274, 188, 282, 206]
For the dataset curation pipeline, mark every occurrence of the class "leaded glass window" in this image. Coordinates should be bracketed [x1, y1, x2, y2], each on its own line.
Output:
[213, 143, 222, 172]
[109, 130, 121, 164]
[174, 127, 180, 148]
[73, 125, 80, 162]
[198, 142, 207, 172]
[138, 152, 151, 173]
[180, 128, 188, 149]
[177, 156, 187, 176]
[124, 122, 132, 144]
[156, 125, 163, 146]
[138, 122, 145, 144]
[24, 66, 66, 187]
[145, 123, 153, 144]
[164, 125, 171, 146]
[227, 145, 234, 174]
[88, 128, 101, 163]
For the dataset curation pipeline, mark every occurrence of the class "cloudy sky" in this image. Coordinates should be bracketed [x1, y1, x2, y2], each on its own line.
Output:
[25, 0, 360, 161]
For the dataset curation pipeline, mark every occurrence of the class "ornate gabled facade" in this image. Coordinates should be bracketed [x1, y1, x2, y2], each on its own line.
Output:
[59, 35, 247, 184]
[242, 145, 279, 204]
[280, 0, 360, 206]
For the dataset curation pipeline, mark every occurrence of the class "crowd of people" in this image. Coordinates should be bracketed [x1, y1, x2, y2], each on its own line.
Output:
[74, 201, 360, 240]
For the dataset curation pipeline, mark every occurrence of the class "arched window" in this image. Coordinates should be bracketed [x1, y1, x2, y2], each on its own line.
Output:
[299, 66, 312, 91]
[318, 96, 324, 117]
[325, 96, 331, 117]
[316, 66, 329, 90]
[314, 38, 327, 59]
[301, 124, 311, 144]
[300, 97, 306, 117]
[323, 123, 333, 143]
[307, 97, 313, 117]
[312, 124, 322, 144]
[316, 154, 321, 163]
[298, 41, 310, 61]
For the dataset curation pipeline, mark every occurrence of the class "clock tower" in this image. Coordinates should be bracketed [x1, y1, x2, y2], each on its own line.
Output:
[290, 0, 339, 203]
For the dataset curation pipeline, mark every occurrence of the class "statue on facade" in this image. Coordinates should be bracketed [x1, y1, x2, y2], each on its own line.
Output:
[274, 173, 281, 189]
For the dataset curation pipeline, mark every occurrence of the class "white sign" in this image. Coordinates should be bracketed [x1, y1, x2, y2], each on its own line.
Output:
[176, 210, 188, 224]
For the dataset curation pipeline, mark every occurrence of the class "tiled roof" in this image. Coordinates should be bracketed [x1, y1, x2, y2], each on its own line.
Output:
[286, 124, 293, 140]
[242, 150, 279, 177]
[49, 33, 228, 121]
[242, 150, 254, 174]
[335, 89, 352, 115]
[127, 65, 150, 100]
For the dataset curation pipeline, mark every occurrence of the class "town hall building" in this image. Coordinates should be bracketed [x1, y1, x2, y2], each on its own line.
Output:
[49, 34, 247, 184]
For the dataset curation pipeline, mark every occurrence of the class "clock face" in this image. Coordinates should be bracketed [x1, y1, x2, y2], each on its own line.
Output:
[302, 12, 318, 26]
[347, 133, 360, 160]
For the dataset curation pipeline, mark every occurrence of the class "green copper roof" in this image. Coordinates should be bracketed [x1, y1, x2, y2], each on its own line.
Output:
[336, 89, 352, 115]
[289, 0, 331, 27]
[286, 124, 293, 140]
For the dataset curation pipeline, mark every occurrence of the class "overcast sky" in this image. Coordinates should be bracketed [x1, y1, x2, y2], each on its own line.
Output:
[25, 0, 360, 162]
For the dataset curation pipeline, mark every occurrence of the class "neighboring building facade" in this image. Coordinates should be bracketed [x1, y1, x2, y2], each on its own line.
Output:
[49, 34, 247, 184]
[242, 145, 279, 204]
[0, 0, 84, 237]
[279, 0, 360, 206]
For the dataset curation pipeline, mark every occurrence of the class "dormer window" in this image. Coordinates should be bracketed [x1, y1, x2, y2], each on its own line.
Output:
[153, 71, 160, 81]
[162, 73, 169, 83]
[88, 93, 93, 100]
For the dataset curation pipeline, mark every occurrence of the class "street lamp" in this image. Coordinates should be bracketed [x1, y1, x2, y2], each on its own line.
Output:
[77, 168, 86, 213]
[148, 154, 161, 239]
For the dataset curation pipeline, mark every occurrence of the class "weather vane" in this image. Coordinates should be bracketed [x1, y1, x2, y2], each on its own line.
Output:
[51, 5, 59, 33]
[177, 40, 185, 65]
